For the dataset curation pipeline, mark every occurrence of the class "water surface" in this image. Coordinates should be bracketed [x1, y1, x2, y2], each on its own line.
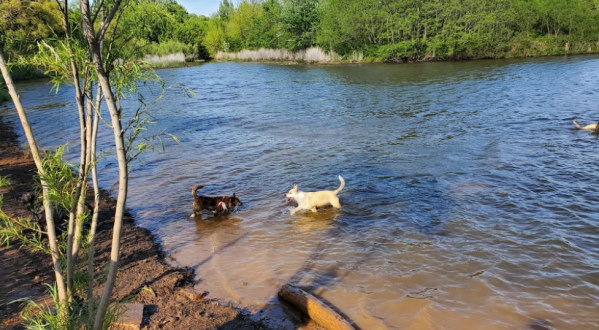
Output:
[2, 56, 599, 330]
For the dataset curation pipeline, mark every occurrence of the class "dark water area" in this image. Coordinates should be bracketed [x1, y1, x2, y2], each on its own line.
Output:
[2, 55, 599, 329]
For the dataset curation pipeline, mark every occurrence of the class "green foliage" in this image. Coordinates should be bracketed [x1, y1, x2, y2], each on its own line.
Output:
[0, 195, 46, 253]
[204, 19, 227, 56]
[2, 0, 599, 63]
[280, 0, 321, 51]
[0, 176, 10, 188]
[18, 285, 74, 330]
[376, 41, 418, 62]
[315, 0, 599, 61]
[144, 40, 194, 57]
[17, 284, 120, 330]
[38, 146, 79, 213]
[0, 0, 64, 59]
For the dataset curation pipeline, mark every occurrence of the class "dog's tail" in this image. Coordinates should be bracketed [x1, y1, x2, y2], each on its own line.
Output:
[192, 185, 204, 197]
[573, 119, 583, 129]
[334, 176, 345, 194]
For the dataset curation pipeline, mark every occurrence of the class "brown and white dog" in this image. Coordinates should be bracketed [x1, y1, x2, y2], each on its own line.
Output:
[285, 176, 345, 215]
[572, 119, 598, 130]
[191, 185, 242, 217]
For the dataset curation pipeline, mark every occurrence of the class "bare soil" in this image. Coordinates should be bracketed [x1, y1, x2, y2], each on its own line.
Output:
[0, 115, 272, 330]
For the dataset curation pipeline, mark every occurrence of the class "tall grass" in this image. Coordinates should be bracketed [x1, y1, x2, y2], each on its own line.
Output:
[141, 40, 194, 67]
[215, 46, 346, 63]
[144, 53, 186, 67]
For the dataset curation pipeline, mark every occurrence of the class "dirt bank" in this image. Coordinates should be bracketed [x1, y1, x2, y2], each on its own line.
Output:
[0, 115, 271, 330]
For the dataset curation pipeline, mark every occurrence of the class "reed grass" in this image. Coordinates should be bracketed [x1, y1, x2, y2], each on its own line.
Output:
[215, 47, 346, 63]
[143, 53, 186, 67]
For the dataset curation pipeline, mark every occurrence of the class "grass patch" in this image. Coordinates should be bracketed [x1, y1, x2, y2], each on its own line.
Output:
[0, 176, 10, 188]
[216, 46, 343, 63]
[144, 53, 187, 68]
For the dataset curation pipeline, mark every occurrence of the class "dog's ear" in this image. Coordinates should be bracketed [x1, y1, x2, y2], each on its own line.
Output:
[293, 184, 298, 190]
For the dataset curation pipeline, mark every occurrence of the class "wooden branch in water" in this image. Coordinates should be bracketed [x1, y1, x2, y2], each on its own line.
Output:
[278, 284, 355, 330]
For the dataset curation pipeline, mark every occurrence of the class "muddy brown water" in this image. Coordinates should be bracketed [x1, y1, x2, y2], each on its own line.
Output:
[2, 55, 599, 329]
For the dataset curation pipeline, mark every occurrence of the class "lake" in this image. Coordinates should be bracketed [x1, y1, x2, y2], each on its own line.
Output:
[2, 55, 599, 330]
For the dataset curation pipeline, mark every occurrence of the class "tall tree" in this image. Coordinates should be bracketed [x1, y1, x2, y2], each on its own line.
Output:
[281, 0, 320, 50]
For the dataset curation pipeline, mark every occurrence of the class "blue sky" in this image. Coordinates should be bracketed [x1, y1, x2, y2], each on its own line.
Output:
[177, 0, 221, 17]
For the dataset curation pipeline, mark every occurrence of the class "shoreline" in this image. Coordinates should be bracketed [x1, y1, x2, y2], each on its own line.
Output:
[211, 48, 599, 65]
[0, 114, 271, 329]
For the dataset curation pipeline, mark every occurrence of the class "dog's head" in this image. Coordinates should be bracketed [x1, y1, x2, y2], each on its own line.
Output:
[285, 184, 298, 202]
[230, 193, 243, 207]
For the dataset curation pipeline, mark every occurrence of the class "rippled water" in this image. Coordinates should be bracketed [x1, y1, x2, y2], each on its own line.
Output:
[2, 56, 599, 330]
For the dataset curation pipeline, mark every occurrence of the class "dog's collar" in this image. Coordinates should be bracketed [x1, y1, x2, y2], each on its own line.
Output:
[217, 196, 228, 211]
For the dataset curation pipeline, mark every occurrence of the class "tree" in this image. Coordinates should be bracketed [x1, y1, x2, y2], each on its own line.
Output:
[0, 0, 63, 59]
[0, 50, 68, 304]
[281, 0, 321, 50]
[2, 1, 185, 328]
[204, 18, 227, 55]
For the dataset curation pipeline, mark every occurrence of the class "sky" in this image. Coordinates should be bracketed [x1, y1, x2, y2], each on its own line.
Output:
[176, 0, 222, 17]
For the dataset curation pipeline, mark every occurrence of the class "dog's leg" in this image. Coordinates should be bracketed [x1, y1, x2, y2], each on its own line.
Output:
[330, 197, 341, 209]
[290, 207, 302, 215]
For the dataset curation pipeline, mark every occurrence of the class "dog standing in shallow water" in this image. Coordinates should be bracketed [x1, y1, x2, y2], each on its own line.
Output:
[191, 185, 242, 217]
[285, 176, 345, 215]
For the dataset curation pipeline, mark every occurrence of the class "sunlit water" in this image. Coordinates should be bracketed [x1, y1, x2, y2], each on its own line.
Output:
[2, 56, 599, 330]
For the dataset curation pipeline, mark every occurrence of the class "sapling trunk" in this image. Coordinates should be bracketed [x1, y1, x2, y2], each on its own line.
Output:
[0, 50, 68, 304]
[87, 84, 102, 323]
[58, 0, 89, 296]
[78, 1, 129, 329]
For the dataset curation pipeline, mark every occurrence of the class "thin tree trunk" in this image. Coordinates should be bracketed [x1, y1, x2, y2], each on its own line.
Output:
[71, 77, 94, 283]
[78, 1, 127, 329]
[0, 50, 67, 304]
[87, 84, 102, 325]
[56, 0, 89, 295]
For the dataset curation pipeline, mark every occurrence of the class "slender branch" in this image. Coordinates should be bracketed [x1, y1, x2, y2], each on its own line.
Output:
[87, 84, 102, 324]
[91, 0, 107, 24]
[40, 40, 61, 61]
[97, 0, 124, 42]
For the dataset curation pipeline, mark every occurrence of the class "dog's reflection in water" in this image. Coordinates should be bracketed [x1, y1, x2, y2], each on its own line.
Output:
[287, 207, 339, 233]
[193, 216, 243, 239]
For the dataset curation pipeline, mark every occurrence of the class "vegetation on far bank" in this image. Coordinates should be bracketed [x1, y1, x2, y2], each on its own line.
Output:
[1, 0, 599, 68]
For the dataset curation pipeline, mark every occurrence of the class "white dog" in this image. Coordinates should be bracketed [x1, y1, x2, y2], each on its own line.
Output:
[572, 119, 598, 130]
[285, 176, 345, 215]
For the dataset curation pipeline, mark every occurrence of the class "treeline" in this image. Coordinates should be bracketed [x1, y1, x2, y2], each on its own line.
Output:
[210, 0, 599, 61]
[0, 0, 210, 62]
[1, 0, 599, 66]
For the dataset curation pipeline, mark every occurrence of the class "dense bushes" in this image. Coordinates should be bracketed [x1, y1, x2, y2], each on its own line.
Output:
[2, 0, 598, 64]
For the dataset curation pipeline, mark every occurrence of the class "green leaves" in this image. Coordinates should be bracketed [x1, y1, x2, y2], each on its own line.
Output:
[0, 0, 64, 59]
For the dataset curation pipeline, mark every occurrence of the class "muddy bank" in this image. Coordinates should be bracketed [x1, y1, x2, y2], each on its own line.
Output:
[0, 115, 271, 330]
